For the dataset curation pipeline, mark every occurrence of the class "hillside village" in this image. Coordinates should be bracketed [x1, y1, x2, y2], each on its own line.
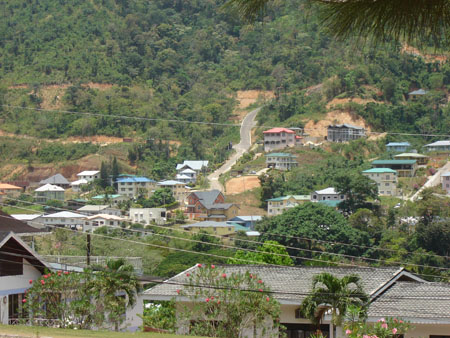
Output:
[1, 0, 450, 337]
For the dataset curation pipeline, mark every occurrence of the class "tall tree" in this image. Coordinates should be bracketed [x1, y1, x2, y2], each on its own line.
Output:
[99, 161, 109, 189]
[300, 273, 368, 338]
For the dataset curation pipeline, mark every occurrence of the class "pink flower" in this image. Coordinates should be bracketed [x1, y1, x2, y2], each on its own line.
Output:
[211, 264, 215, 269]
[29, 279, 33, 284]
[57, 272, 61, 276]
[381, 323, 388, 329]
[258, 288, 263, 292]
[257, 280, 263, 284]
[217, 300, 221, 304]
[393, 318, 398, 323]
[40, 280, 45, 285]
[399, 320, 403, 323]
[392, 328, 398, 334]
[378, 318, 385, 322]
[43, 275, 48, 279]
[64, 271, 69, 275]
[363, 335, 370, 338]
[205, 298, 210, 302]
[176, 289, 180, 294]
[211, 296, 214, 300]
[22, 299, 26, 303]
[249, 274, 253, 278]
[221, 273, 227, 278]
[346, 329, 352, 335]
[371, 336, 379, 338]
[266, 297, 270, 302]
[197, 263, 202, 268]
[186, 273, 190, 277]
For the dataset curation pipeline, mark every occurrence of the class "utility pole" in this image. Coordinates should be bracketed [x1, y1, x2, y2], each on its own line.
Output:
[86, 233, 91, 266]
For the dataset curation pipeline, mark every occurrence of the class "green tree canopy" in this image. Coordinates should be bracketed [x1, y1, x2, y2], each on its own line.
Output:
[228, 240, 294, 266]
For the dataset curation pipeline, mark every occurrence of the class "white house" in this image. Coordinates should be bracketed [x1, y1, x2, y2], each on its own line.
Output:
[266, 195, 311, 216]
[424, 140, 450, 152]
[83, 214, 125, 231]
[129, 208, 167, 225]
[176, 168, 197, 184]
[176, 161, 209, 182]
[36, 211, 86, 230]
[70, 178, 88, 192]
[310, 187, 345, 202]
[0, 232, 49, 325]
[77, 205, 121, 217]
[34, 184, 65, 203]
[76, 170, 100, 182]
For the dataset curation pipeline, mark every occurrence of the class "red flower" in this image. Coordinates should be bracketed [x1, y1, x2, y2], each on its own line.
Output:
[29, 279, 33, 284]
[176, 289, 180, 294]
[211, 264, 215, 269]
[186, 273, 190, 277]
[211, 296, 214, 300]
[258, 288, 263, 292]
[197, 263, 202, 268]
[22, 299, 26, 303]
[57, 272, 61, 276]
[64, 271, 69, 275]
[43, 275, 48, 279]
[41, 280, 45, 285]
[221, 273, 226, 278]
[250, 274, 253, 278]
[205, 298, 210, 302]
[217, 300, 221, 304]
[257, 280, 262, 284]
[266, 297, 270, 302]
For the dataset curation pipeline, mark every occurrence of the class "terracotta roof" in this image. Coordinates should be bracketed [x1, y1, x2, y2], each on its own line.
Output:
[263, 128, 295, 134]
[0, 183, 22, 190]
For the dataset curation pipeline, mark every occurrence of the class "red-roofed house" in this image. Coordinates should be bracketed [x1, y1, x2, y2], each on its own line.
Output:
[263, 128, 301, 151]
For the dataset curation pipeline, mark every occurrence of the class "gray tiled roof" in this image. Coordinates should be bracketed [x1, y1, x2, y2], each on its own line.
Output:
[368, 281, 450, 320]
[192, 190, 222, 204]
[143, 265, 404, 303]
[39, 173, 69, 185]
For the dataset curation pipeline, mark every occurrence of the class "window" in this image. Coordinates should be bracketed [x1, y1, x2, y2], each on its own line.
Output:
[385, 183, 389, 186]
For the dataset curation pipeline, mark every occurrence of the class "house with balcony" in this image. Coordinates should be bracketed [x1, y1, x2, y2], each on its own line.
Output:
[263, 128, 300, 152]
[116, 176, 156, 198]
[442, 172, 450, 194]
[265, 153, 298, 171]
[176, 161, 209, 183]
[423, 140, 450, 152]
[362, 168, 398, 196]
[34, 184, 65, 203]
[394, 153, 429, 165]
[76, 170, 100, 182]
[386, 142, 411, 152]
[157, 180, 190, 205]
[185, 190, 239, 221]
[310, 187, 346, 202]
[176, 168, 197, 184]
[327, 124, 366, 142]
[266, 195, 310, 216]
[371, 159, 417, 177]
[129, 208, 167, 225]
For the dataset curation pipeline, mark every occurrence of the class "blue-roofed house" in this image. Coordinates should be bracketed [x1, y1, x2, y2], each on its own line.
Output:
[227, 216, 263, 230]
[116, 176, 156, 198]
[386, 142, 411, 153]
[362, 168, 398, 196]
[408, 88, 428, 100]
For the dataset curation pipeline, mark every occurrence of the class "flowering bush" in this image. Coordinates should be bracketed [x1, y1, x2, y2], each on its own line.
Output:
[179, 264, 281, 337]
[344, 316, 410, 338]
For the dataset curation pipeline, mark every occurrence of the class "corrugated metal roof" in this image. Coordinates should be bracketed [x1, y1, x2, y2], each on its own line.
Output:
[363, 168, 398, 173]
[372, 160, 417, 165]
[263, 128, 295, 134]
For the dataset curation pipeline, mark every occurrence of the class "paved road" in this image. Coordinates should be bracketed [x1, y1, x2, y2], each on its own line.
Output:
[208, 107, 261, 191]
[409, 160, 450, 201]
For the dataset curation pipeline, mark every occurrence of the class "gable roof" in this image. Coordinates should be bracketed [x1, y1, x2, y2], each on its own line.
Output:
[35, 183, 65, 192]
[267, 195, 310, 202]
[394, 153, 428, 158]
[70, 179, 88, 186]
[41, 211, 85, 219]
[314, 187, 339, 195]
[0, 210, 44, 234]
[158, 180, 186, 186]
[368, 281, 450, 322]
[77, 205, 110, 212]
[263, 128, 295, 134]
[190, 190, 222, 204]
[176, 161, 209, 171]
[39, 174, 69, 185]
[408, 89, 428, 95]
[424, 140, 450, 147]
[143, 265, 419, 304]
[328, 124, 364, 130]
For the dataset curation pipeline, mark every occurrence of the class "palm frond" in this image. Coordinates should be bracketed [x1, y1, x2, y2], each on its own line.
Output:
[225, 0, 271, 21]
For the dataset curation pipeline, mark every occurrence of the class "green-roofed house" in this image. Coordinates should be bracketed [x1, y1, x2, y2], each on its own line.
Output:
[266, 195, 310, 216]
[362, 168, 398, 196]
[371, 159, 417, 177]
[265, 153, 298, 171]
[91, 194, 128, 206]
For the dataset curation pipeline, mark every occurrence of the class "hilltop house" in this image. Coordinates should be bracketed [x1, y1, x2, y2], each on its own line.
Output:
[34, 184, 65, 203]
[0, 232, 50, 325]
[38, 174, 70, 189]
[0, 183, 22, 199]
[185, 190, 239, 221]
[408, 88, 428, 100]
[423, 140, 450, 152]
[266, 195, 310, 216]
[76, 170, 100, 182]
[362, 168, 398, 196]
[310, 187, 346, 202]
[371, 159, 417, 177]
[265, 153, 298, 171]
[129, 208, 167, 225]
[77, 205, 121, 217]
[327, 124, 365, 142]
[394, 152, 429, 165]
[442, 172, 450, 194]
[157, 180, 190, 205]
[176, 161, 209, 182]
[141, 265, 449, 338]
[116, 176, 156, 198]
[263, 128, 301, 152]
[386, 142, 411, 152]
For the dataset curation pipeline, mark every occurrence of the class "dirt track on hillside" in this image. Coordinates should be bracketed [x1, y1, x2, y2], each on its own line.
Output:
[225, 176, 260, 194]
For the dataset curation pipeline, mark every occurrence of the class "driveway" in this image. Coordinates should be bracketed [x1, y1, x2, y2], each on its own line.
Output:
[208, 107, 261, 191]
[409, 160, 450, 201]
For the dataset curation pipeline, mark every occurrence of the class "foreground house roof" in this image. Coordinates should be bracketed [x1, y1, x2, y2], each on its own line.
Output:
[41, 211, 85, 219]
[143, 265, 422, 304]
[314, 187, 339, 195]
[0, 183, 22, 190]
[368, 281, 450, 323]
[0, 210, 45, 234]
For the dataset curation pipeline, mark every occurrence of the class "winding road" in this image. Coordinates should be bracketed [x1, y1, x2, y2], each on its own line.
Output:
[208, 107, 261, 191]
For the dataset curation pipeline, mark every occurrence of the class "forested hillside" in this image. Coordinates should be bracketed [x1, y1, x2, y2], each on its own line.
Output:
[0, 0, 449, 170]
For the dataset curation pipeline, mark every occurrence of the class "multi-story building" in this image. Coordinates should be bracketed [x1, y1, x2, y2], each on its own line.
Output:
[76, 170, 100, 182]
[265, 153, 298, 171]
[157, 180, 190, 205]
[362, 168, 398, 196]
[185, 190, 239, 221]
[266, 195, 310, 216]
[129, 208, 167, 225]
[263, 128, 301, 152]
[386, 142, 411, 153]
[176, 161, 209, 183]
[442, 172, 450, 195]
[34, 184, 65, 203]
[310, 187, 346, 202]
[116, 177, 156, 198]
[327, 124, 366, 142]
[38, 174, 70, 189]
[371, 159, 417, 177]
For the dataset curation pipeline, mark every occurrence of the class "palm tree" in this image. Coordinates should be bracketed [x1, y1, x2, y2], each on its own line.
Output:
[94, 258, 140, 331]
[227, 0, 450, 47]
[300, 273, 368, 338]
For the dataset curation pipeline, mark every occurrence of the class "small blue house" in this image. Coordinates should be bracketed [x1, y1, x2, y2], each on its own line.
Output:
[386, 142, 411, 153]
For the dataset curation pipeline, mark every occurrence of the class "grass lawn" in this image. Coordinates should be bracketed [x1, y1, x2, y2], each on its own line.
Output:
[0, 325, 201, 338]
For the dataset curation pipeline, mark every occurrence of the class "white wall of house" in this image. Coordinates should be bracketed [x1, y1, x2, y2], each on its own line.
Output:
[129, 208, 166, 225]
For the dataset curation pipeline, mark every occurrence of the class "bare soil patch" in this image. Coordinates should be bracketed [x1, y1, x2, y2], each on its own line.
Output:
[225, 175, 260, 195]
[304, 111, 371, 138]
[402, 44, 448, 63]
[326, 97, 381, 110]
[225, 188, 266, 216]
[231, 90, 274, 121]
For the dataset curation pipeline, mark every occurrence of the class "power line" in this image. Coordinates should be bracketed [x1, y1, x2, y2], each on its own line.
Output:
[2, 199, 449, 271]
[2, 104, 450, 138]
